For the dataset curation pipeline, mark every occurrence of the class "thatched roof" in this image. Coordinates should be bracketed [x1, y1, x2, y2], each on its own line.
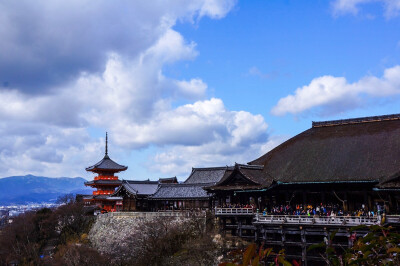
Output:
[250, 114, 400, 185]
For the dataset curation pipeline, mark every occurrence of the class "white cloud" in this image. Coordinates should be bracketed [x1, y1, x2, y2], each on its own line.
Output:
[76, 57, 269, 150]
[0, 0, 237, 91]
[174, 79, 208, 99]
[332, 0, 400, 18]
[150, 134, 286, 176]
[0, 0, 276, 178]
[0, 89, 84, 127]
[271, 65, 400, 116]
[247, 66, 279, 79]
[0, 126, 104, 177]
[199, 0, 237, 19]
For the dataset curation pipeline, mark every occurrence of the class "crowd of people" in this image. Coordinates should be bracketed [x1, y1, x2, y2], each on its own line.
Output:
[219, 202, 386, 217]
[263, 203, 384, 217]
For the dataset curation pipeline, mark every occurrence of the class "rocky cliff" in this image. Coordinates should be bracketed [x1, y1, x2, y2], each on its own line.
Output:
[88, 212, 208, 263]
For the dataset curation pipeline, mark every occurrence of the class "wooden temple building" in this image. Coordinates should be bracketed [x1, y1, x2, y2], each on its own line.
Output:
[208, 113, 400, 212]
[83, 114, 400, 264]
[208, 114, 400, 264]
[110, 167, 228, 212]
[84, 114, 400, 214]
[112, 179, 175, 211]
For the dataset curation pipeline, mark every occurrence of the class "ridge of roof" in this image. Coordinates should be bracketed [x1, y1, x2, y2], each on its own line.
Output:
[158, 176, 177, 180]
[158, 176, 178, 183]
[124, 180, 159, 184]
[191, 166, 234, 171]
[312, 113, 400, 128]
[158, 183, 208, 187]
[235, 163, 264, 170]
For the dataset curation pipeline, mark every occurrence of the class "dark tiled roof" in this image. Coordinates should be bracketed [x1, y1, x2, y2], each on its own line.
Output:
[377, 171, 400, 188]
[151, 184, 211, 200]
[84, 180, 122, 186]
[86, 155, 128, 172]
[237, 164, 267, 184]
[312, 113, 400, 128]
[113, 182, 136, 196]
[207, 164, 269, 190]
[159, 177, 178, 183]
[125, 180, 159, 195]
[184, 166, 233, 185]
[250, 114, 400, 184]
[113, 180, 160, 197]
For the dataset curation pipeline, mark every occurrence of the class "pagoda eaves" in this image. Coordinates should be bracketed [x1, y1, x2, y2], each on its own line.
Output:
[85, 154, 128, 173]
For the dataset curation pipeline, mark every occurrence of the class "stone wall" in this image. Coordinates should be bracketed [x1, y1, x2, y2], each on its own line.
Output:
[88, 211, 207, 258]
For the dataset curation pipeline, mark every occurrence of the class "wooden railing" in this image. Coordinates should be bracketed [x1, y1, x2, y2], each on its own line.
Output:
[215, 207, 254, 215]
[254, 214, 380, 226]
[94, 175, 119, 180]
[386, 215, 400, 224]
[93, 190, 114, 195]
[214, 208, 400, 226]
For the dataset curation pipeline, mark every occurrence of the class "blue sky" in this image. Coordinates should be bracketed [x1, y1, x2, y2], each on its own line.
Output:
[0, 0, 399, 181]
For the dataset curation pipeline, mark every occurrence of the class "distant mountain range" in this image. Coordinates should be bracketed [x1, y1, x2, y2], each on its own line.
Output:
[0, 175, 93, 205]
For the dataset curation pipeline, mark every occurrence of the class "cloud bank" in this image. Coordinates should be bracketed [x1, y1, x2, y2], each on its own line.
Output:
[0, 0, 280, 178]
[271, 66, 400, 116]
[331, 0, 400, 18]
[0, 0, 236, 92]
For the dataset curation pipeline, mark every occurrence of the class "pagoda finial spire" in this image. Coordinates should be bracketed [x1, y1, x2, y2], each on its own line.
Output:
[105, 132, 108, 156]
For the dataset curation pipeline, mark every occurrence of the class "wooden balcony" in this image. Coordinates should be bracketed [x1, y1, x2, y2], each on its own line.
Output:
[215, 207, 254, 216]
[93, 190, 114, 195]
[94, 175, 119, 180]
[254, 214, 380, 226]
[214, 208, 400, 227]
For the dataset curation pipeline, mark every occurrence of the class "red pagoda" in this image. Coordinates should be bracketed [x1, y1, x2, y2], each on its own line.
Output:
[84, 133, 127, 212]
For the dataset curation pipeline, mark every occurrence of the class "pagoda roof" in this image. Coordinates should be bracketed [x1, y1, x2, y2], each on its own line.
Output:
[86, 133, 128, 172]
[249, 114, 400, 185]
[82, 195, 122, 200]
[93, 195, 123, 200]
[84, 179, 122, 186]
[86, 154, 128, 172]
